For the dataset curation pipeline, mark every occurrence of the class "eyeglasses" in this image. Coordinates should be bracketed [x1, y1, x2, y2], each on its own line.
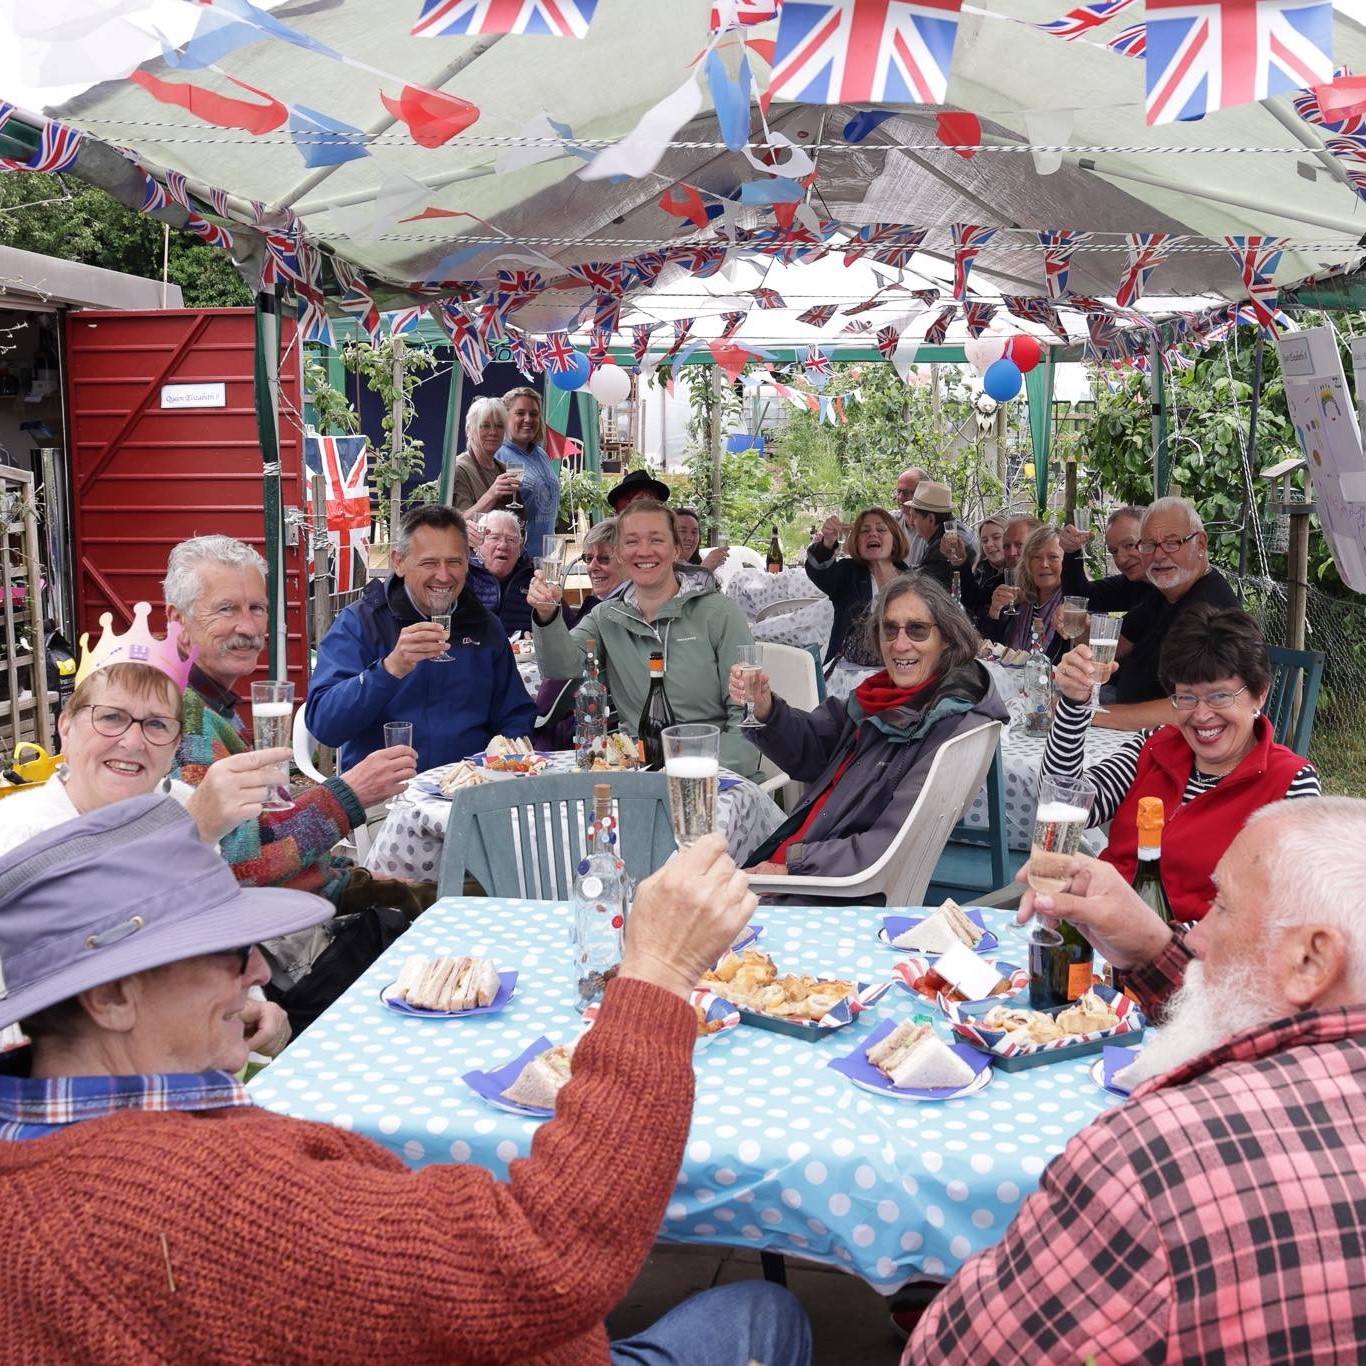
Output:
[481, 532, 521, 545]
[880, 619, 937, 643]
[1138, 532, 1200, 556]
[582, 552, 615, 565]
[1169, 686, 1249, 711]
[226, 945, 255, 973]
[79, 705, 181, 746]
[1109, 539, 1142, 555]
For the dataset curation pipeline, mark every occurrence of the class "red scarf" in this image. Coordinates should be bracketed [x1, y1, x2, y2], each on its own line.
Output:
[770, 671, 937, 865]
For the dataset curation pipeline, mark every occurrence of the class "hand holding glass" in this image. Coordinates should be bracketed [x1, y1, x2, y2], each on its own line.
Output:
[429, 589, 455, 663]
[1086, 614, 1122, 712]
[662, 724, 720, 849]
[1058, 595, 1090, 641]
[1027, 774, 1096, 896]
[735, 645, 763, 728]
[535, 554, 563, 588]
[250, 680, 295, 812]
[1001, 567, 1020, 615]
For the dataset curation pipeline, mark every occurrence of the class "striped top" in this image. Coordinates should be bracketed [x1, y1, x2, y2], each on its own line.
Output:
[1040, 694, 1319, 826]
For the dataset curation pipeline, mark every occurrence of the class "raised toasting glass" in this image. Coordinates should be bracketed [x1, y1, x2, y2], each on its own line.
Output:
[662, 723, 720, 850]
[250, 680, 295, 812]
[428, 588, 455, 663]
[1086, 612, 1122, 712]
[1057, 595, 1090, 641]
[735, 644, 764, 728]
[1027, 774, 1096, 896]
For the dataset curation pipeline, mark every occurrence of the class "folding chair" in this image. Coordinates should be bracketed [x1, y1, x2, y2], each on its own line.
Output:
[1266, 645, 1325, 757]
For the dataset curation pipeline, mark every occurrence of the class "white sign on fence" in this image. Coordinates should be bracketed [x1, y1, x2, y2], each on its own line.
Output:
[160, 383, 226, 409]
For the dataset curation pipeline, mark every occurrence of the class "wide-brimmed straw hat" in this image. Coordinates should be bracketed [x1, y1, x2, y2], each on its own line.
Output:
[909, 481, 954, 515]
[0, 794, 332, 1030]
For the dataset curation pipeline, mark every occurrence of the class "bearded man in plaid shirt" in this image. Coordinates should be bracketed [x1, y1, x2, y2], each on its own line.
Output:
[906, 795, 1366, 1363]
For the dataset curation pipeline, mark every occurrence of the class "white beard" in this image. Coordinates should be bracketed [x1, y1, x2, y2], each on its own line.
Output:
[1121, 959, 1270, 1087]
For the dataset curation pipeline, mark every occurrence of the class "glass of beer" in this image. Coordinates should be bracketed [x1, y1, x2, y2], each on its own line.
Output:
[661, 723, 720, 849]
[1058, 595, 1090, 641]
[250, 680, 295, 812]
[735, 644, 763, 728]
[1027, 774, 1095, 896]
[1087, 613, 1123, 712]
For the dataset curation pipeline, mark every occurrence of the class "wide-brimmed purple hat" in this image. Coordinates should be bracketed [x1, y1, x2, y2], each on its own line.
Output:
[0, 794, 332, 1030]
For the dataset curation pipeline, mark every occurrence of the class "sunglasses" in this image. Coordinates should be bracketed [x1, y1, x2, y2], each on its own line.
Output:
[880, 619, 937, 643]
[225, 945, 256, 973]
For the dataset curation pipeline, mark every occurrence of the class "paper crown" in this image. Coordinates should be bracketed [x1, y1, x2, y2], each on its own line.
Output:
[75, 602, 197, 692]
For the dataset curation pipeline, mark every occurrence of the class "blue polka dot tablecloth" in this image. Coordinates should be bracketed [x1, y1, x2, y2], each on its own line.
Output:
[248, 899, 1123, 1292]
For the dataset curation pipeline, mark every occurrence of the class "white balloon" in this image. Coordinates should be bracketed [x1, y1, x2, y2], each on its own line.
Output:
[587, 364, 632, 406]
[963, 336, 1009, 372]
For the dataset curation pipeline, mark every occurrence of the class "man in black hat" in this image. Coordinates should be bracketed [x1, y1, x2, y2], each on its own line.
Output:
[607, 466, 670, 512]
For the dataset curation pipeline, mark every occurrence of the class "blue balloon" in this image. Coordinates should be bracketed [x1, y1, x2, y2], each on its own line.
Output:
[550, 351, 591, 391]
[983, 357, 1023, 402]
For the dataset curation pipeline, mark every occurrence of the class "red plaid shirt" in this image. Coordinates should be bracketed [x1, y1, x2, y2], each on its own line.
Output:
[908, 934, 1366, 1363]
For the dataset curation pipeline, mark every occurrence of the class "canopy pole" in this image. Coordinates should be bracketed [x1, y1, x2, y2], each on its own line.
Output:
[438, 359, 464, 506]
[1150, 339, 1170, 497]
[710, 366, 723, 533]
[253, 290, 287, 680]
[389, 336, 405, 546]
[1025, 354, 1055, 515]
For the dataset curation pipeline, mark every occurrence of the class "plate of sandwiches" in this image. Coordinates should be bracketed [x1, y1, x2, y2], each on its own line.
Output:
[381, 955, 516, 1018]
[881, 900, 999, 956]
[891, 940, 1027, 1012]
[699, 948, 890, 1038]
[480, 736, 546, 774]
[463, 1035, 575, 1117]
[1091, 1045, 1146, 1097]
[829, 1018, 993, 1101]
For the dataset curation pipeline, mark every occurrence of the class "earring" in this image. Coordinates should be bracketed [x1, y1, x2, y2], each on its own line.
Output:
[55, 760, 71, 786]
[160, 775, 173, 794]
[1251, 708, 1261, 718]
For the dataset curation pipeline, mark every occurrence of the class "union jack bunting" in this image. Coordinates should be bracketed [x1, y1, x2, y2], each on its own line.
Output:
[631, 324, 657, 363]
[911, 288, 941, 306]
[840, 319, 873, 334]
[1224, 234, 1287, 330]
[589, 293, 622, 336]
[436, 301, 491, 382]
[963, 301, 997, 336]
[922, 305, 956, 345]
[505, 329, 541, 378]
[587, 328, 612, 367]
[750, 287, 787, 309]
[874, 326, 901, 358]
[1107, 21, 1146, 55]
[804, 344, 833, 377]
[662, 318, 696, 360]
[711, 0, 782, 29]
[1085, 309, 1122, 359]
[1035, 0, 1135, 40]
[304, 434, 370, 594]
[332, 259, 382, 343]
[163, 170, 234, 251]
[1144, 0, 1334, 125]
[842, 223, 926, 268]
[565, 259, 625, 296]
[1324, 134, 1366, 197]
[1002, 294, 1070, 341]
[1292, 84, 1366, 135]
[769, 0, 966, 106]
[140, 173, 169, 214]
[412, 0, 598, 39]
[384, 306, 427, 336]
[623, 250, 669, 291]
[667, 244, 729, 279]
[209, 187, 233, 220]
[540, 331, 580, 374]
[720, 311, 746, 340]
[1114, 232, 1176, 307]
[797, 303, 837, 326]
[0, 106, 82, 173]
[950, 223, 996, 299]
[843, 295, 884, 316]
[1038, 229, 1089, 300]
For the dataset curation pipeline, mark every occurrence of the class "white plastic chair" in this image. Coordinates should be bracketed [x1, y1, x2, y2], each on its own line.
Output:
[713, 544, 767, 589]
[755, 594, 825, 622]
[745, 720, 1003, 907]
[292, 707, 379, 862]
[753, 641, 823, 811]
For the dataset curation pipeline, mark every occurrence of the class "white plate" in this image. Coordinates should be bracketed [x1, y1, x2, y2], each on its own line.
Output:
[848, 1064, 992, 1103]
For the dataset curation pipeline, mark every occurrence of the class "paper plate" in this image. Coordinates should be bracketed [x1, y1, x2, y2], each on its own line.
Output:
[1092, 1045, 1145, 1097]
[381, 970, 517, 1018]
[828, 1019, 993, 1101]
[880, 909, 999, 955]
[461, 1035, 558, 1119]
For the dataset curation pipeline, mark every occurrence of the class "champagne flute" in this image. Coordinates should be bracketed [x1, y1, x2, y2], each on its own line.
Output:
[428, 588, 455, 663]
[250, 680, 295, 812]
[662, 723, 720, 849]
[535, 554, 563, 589]
[942, 518, 963, 564]
[504, 454, 526, 512]
[1001, 566, 1020, 616]
[1027, 774, 1096, 895]
[1086, 613, 1122, 713]
[1058, 595, 1090, 641]
[1074, 506, 1092, 535]
[735, 644, 763, 728]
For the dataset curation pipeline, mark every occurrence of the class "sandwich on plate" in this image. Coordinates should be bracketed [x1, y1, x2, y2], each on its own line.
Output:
[892, 900, 984, 954]
[393, 955, 501, 1012]
[865, 1021, 976, 1091]
[503, 1042, 576, 1110]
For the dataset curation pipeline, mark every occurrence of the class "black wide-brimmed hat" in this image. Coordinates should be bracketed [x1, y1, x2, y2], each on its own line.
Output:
[606, 468, 670, 510]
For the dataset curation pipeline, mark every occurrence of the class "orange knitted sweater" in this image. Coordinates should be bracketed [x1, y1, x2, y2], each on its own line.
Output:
[0, 977, 695, 1364]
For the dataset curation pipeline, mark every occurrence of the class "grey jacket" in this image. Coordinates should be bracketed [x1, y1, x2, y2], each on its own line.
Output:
[745, 660, 1008, 884]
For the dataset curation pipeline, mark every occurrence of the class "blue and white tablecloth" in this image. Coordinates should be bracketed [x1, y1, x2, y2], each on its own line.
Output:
[249, 900, 1124, 1291]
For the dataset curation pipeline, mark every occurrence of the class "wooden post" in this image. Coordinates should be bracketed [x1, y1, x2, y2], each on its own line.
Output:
[308, 472, 337, 776]
[389, 336, 406, 547]
[1286, 507, 1309, 652]
[709, 366, 723, 533]
[1064, 459, 1077, 523]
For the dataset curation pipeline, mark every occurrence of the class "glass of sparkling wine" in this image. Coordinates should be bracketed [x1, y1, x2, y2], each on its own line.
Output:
[942, 519, 962, 559]
[250, 680, 295, 812]
[1059, 595, 1090, 641]
[504, 456, 525, 512]
[1074, 506, 1092, 534]
[662, 724, 720, 850]
[1087, 613, 1123, 713]
[429, 588, 455, 663]
[535, 554, 563, 588]
[1001, 566, 1020, 616]
[1027, 774, 1096, 896]
[735, 644, 763, 728]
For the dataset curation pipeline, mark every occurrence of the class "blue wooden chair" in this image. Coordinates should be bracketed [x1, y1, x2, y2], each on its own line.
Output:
[438, 771, 677, 900]
[1266, 645, 1325, 757]
[925, 740, 1013, 905]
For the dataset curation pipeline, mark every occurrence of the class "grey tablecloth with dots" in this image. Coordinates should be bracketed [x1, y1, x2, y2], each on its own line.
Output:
[247, 901, 1124, 1291]
[364, 753, 785, 882]
[726, 566, 833, 651]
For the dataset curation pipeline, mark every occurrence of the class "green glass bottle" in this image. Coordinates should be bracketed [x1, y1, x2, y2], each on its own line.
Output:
[1113, 796, 1173, 999]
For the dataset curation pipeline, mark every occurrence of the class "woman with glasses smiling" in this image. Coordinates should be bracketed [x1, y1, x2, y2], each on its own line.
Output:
[726, 574, 1007, 882]
[1041, 604, 1318, 922]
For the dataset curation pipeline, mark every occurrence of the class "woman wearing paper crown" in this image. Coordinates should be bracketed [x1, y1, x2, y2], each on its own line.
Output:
[0, 604, 295, 1055]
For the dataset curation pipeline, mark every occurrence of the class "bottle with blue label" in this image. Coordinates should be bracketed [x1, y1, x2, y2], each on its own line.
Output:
[571, 783, 628, 1010]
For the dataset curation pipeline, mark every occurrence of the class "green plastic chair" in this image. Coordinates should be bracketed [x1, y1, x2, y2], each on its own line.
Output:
[438, 771, 678, 900]
[1266, 645, 1325, 757]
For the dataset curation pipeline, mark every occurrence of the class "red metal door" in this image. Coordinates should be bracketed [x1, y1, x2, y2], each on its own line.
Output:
[64, 308, 309, 698]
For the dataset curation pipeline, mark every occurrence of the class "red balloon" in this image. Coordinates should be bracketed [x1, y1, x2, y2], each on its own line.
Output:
[1007, 334, 1044, 373]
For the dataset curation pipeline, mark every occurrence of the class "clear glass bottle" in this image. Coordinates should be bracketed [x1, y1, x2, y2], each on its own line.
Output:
[1023, 651, 1054, 736]
[571, 783, 628, 1010]
[573, 639, 609, 769]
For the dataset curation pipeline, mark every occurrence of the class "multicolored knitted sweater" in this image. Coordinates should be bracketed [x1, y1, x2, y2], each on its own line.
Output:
[172, 665, 365, 905]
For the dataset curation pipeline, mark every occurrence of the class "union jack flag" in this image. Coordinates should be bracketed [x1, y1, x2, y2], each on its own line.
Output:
[842, 223, 926, 268]
[750, 287, 787, 309]
[587, 327, 611, 367]
[1114, 232, 1176, 307]
[797, 303, 837, 326]
[1084, 308, 1122, 359]
[1002, 294, 1069, 341]
[304, 434, 370, 593]
[1144, 0, 1334, 126]
[412, 0, 598, 39]
[590, 293, 621, 335]
[950, 223, 996, 299]
[140, 173, 169, 214]
[667, 244, 729, 279]
[874, 326, 901, 358]
[911, 288, 940, 306]
[1038, 229, 1089, 300]
[163, 170, 234, 251]
[840, 318, 873, 334]
[963, 301, 997, 336]
[1224, 234, 1287, 330]
[711, 0, 782, 28]
[1107, 21, 1146, 55]
[720, 311, 746, 340]
[0, 106, 82, 173]
[769, 0, 966, 106]
[332, 259, 382, 343]
[662, 318, 695, 361]
[1324, 134, 1366, 196]
[384, 306, 427, 336]
[437, 302, 491, 382]
[1292, 83, 1366, 134]
[843, 295, 884, 316]
[623, 250, 669, 290]
[506, 329, 541, 378]
[922, 305, 956, 345]
[565, 259, 625, 296]
[1035, 0, 1135, 40]
[540, 330, 579, 374]
[631, 324, 657, 363]
[804, 344, 832, 376]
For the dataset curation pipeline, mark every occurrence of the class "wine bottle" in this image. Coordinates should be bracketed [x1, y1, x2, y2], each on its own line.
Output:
[1056, 918, 1095, 1002]
[636, 650, 676, 771]
[570, 783, 628, 1009]
[573, 639, 609, 769]
[766, 526, 784, 574]
[1113, 797, 1173, 999]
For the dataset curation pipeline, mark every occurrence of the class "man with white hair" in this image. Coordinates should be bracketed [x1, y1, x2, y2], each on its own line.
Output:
[1098, 496, 1238, 729]
[904, 795, 1366, 1362]
[466, 508, 536, 636]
